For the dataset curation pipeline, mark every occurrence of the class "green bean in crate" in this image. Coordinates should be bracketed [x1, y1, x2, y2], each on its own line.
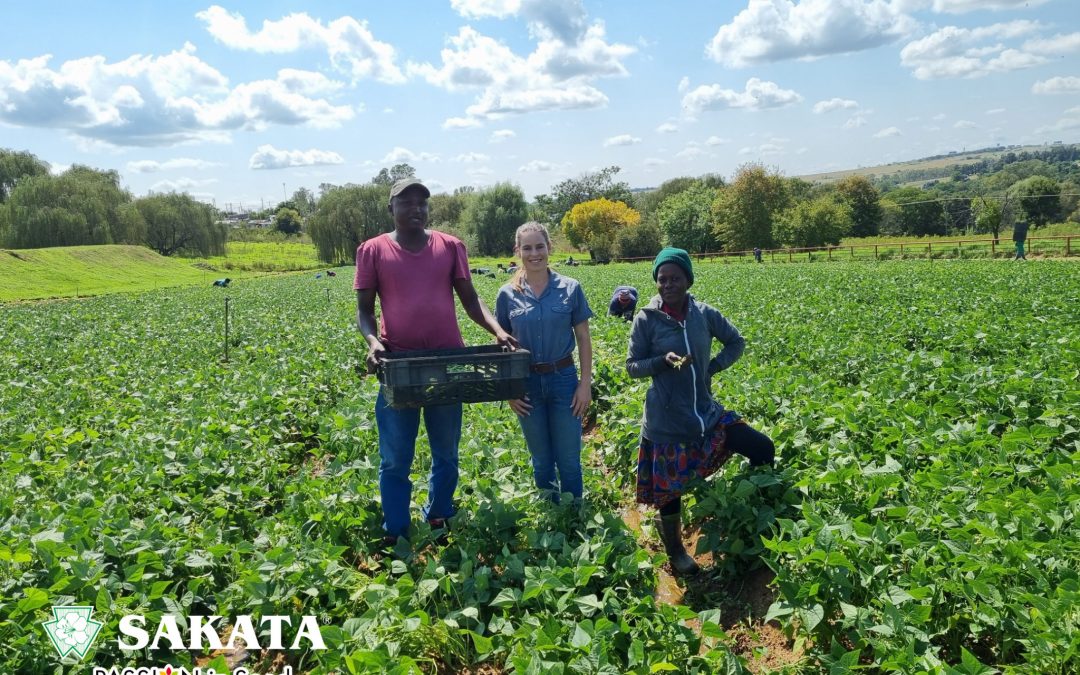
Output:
[377, 345, 532, 408]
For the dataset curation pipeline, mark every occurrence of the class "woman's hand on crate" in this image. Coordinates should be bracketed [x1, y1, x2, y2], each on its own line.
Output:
[509, 395, 533, 417]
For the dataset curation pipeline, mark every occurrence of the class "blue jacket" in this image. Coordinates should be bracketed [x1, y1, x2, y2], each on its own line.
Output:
[626, 294, 745, 444]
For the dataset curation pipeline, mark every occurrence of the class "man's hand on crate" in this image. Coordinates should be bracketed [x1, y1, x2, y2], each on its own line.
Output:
[365, 337, 387, 375]
[496, 330, 519, 350]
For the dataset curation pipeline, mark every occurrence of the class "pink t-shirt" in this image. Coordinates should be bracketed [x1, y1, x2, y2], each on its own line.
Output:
[354, 230, 471, 352]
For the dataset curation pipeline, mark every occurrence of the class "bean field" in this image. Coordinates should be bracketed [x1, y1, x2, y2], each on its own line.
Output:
[1, 260, 1077, 674]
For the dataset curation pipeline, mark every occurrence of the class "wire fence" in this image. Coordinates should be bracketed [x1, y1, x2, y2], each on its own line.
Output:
[608, 235, 1076, 265]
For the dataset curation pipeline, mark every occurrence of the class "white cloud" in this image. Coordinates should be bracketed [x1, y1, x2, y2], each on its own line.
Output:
[603, 134, 641, 146]
[454, 152, 491, 162]
[900, 21, 1047, 79]
[986, 107, 1006, 115]
[681, 78, 802, 113]
[443, 116, 483, 129]
[1023, 32, 1080, 55]
[954, 119, 977, 129]
[642, 158, 667, 168]
[845, 111, 870, 128]
[519, 159, 557, 172]
[195, 5, 405, 84]
[707, 0, 916, 68]
[1036, 113, 1080, 134]
[149, 177, 218, 191]
[678, 76, 690, 93]
[127, 158, 221, 173]
[0, 47, 354, 146]
[739, 142, 785, 157]
[656, 122, 678, 133]
[933, 113, 947, 120]
[410, 3, 635, 127]
[249, 145, 345, 170]
[675, 146, 706, 159]
[1033, 76, 1080, 94]
[382, 147, 440, 164]
[450, 0, 521, 20]
[874, 126, 902, 138]
[931, 0, 1050, 13]
[813, 97, 858, 113]
[490, 129, 516, 142]
[49, 162, 71, 175]
[705, 135, 730, 146]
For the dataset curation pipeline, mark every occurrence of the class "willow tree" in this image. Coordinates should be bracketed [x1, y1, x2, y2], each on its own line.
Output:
[307, 184, 392, 264]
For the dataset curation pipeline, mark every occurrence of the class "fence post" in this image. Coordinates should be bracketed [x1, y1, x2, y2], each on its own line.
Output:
[928, 243, 932, 259]
[992, 239, 996, 256]
[1068, 236, 1072, 256]
[223, 296, 230, 363]
[900, 243, 904, 257]
[828, 247, 832, 261]
[788, 250, 792, 262]
[875, 245, 879, 260]
[851, 246, 855, 258]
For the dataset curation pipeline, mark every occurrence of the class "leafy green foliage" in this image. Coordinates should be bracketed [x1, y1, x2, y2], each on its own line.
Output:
[774, 196, 852, 248]
[1012, 175, 1062, 226]
[657, 183, 720, 253]
[137, 192, 225, 257]
[0, 260, 1076, 673]
[308, 184, 392, 264]
[461, 182, 528, 257]
[535, 166, 634, 227]
[712, 163, 789, 250]
[274, 207, 303, 236]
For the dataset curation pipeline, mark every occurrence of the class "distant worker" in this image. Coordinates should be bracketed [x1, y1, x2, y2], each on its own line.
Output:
[565, 256, 579, 267]
[212, 278, 231, 287]
[1012, 220, 1028, 261]
[608, 286, 638, 321]
[753, 247, 763, 263]
[327, 270, 337, 277]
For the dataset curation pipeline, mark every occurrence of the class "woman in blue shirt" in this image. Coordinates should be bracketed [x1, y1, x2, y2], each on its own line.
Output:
[496, 222, 593, 502]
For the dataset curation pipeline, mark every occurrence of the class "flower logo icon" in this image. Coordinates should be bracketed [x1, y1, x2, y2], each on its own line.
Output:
[42, 606, 103, 660]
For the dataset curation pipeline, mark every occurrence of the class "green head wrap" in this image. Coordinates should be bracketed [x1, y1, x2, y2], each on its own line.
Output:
[652, 247, 694, 287]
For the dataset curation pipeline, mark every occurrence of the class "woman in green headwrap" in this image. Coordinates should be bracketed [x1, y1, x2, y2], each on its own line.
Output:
[626, 247, 775, 575]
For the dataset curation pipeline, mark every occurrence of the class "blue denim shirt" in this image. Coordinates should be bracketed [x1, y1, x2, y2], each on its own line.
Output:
[496, 270, 593, 364]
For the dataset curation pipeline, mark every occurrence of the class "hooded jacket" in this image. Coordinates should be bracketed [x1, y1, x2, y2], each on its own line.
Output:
[626, 294, 745, 444]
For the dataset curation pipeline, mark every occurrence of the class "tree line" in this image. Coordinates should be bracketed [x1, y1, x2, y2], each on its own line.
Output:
[0, 150, 225, 256]
[2, 145, 1076, 262]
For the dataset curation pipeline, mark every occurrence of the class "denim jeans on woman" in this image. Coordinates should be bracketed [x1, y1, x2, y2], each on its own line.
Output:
[375, 388, 462, 538]
[517, 364, 584, 502]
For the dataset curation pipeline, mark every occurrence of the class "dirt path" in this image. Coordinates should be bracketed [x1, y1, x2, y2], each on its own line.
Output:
[620, 504, 804, 672]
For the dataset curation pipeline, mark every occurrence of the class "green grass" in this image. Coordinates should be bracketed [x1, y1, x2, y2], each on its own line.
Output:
[180, 240, 325, 273]
[0, 245, 236, 302]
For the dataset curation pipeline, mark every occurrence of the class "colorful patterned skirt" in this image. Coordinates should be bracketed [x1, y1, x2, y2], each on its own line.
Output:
[636, 410, 744, 509]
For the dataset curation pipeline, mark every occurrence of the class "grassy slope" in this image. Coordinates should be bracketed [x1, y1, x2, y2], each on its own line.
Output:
[798, 144, 1049, 184]
[0, 245, 233, 301]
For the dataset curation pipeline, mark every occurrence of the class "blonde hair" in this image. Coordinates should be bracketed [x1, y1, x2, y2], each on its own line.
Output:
[511, 221, 552, 293]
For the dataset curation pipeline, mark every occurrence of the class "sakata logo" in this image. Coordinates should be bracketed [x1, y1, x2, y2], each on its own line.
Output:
[42, 605, 104, 660]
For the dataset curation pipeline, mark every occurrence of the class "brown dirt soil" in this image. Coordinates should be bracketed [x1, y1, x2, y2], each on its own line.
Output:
[621, 506, 804, 671]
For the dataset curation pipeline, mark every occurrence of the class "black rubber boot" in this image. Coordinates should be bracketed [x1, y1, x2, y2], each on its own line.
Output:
[657, 512, 701, 576]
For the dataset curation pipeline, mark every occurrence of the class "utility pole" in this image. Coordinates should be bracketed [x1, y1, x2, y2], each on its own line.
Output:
[283, 182, 287, 201]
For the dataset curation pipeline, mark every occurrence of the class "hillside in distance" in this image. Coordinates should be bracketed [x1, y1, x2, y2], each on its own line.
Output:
[798, 143, 1073, 185]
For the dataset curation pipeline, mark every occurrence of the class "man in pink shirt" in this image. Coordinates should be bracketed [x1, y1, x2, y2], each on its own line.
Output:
[356, 178, 513, 542]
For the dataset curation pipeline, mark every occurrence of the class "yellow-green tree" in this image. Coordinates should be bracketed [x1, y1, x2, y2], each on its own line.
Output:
[561, 198, 640, 261]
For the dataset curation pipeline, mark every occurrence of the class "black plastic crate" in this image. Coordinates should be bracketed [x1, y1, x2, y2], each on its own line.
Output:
[377, 345, 531, 408]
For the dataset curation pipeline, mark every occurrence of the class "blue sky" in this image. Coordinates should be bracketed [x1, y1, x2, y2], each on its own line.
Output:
[1, 0, 1078, 210]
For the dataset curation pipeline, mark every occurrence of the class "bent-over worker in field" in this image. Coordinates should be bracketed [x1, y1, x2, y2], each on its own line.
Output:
[608, 286, 638, 321]
[626, 247, 775, 575]
[355, 178, 514, 544]
[496, 222, 593, 503]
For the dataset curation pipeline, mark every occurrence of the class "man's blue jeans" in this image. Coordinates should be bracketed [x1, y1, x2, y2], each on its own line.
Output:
[516, 365, 584, 501]
[375, 388, 462, 538]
